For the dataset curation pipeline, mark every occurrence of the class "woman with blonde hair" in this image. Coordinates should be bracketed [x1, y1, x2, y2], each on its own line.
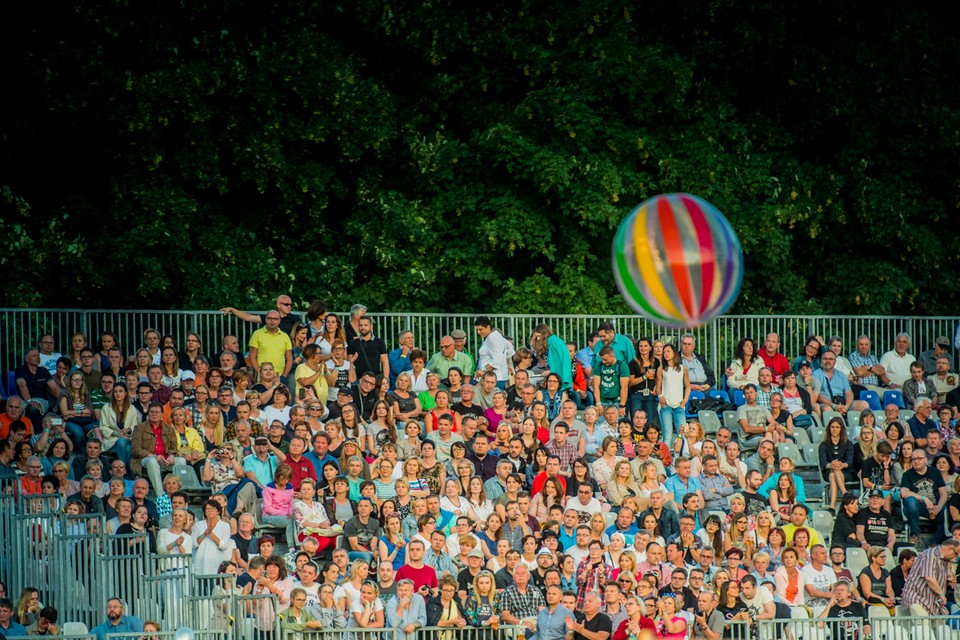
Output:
[390, 371, 422, 426]
[607, 460, 642, 507]
[198, 404, 226, 450]
[463, 570, 500, 629]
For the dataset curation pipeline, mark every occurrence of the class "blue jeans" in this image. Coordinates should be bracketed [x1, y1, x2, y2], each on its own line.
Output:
[903, 495, 946, 542]
[570, 390, 594, 410]
[64, 421, 87, 453]
[112, 438, 132, 465]
[628, 392, 661, 428]
[347, 550, 374, 563]
[658, 405, 685, 447]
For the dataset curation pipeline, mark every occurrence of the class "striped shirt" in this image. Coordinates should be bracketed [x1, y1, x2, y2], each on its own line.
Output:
[902, 544, 951, 615]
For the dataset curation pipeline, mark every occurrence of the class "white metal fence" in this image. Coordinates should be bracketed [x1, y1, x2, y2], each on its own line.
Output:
[1, 308, 957, 386]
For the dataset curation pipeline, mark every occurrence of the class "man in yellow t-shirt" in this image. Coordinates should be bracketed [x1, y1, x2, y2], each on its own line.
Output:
[248, 311, 293, 377]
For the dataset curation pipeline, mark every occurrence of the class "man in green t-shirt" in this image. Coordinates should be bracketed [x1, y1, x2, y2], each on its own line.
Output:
[592, 346, 629, 418]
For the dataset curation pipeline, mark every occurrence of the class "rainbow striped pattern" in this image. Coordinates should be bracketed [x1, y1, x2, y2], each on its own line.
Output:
[612, 193, 743, 328]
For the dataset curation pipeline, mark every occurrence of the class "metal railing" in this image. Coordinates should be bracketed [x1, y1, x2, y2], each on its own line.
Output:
[872, 614, 960, 640]
[758, 616, 865, 640]
[1, 307, 957, 386]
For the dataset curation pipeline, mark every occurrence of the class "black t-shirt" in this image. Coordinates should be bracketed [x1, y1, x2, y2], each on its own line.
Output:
[715, 601, 748, 638]
[347, 336, 387, 378]
[826, 601, 867, 640]
[14, 364, 53, 401]
[574, 612, 612, 640]
[231, 533, 259, 563]
[901, 468, 945, 503]
[340, 516, 381, 551]
[857, 566, 889, 603]
[628, 359, 658, 394]
[860, 457, 892, 490]
[832, 510, 859, 547]
[889, 565, 906, 599]
[946, 387, 960, 411]
[744, 491, 769, 518]
[854, 508, 891, 547]
[452, 402, 484, 421]
[457, 567, 480, 594]
[949, 493, 960, 527]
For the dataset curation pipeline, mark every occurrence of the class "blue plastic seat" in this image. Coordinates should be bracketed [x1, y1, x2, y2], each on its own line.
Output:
[882, 390, 905, 409]
[859, 390, 882, 411]
[707, 389, 731, 403]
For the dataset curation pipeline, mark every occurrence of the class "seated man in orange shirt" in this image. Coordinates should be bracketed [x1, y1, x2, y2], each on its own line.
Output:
[0, 397, 33, 439]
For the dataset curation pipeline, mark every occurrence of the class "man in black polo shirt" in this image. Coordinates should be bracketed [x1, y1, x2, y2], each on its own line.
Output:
[348, 316, 388, 379]
[566, 592, 612, 640]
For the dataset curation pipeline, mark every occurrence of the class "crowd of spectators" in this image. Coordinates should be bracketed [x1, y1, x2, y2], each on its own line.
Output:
[2, 299, 960, 640]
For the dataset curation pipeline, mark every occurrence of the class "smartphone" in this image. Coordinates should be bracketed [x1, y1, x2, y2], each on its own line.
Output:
[51, 417, 64, 426]
[298, 389, 307, 400]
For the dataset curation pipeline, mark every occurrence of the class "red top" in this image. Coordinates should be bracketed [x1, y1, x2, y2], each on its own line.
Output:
[151, 423, 167, 456]
[395, 563, 438, 592]
[531, 472, 567, 496]
[761, 351, 791, 383]
[283, 454, 318, 491]
[613, 616, 657, 640]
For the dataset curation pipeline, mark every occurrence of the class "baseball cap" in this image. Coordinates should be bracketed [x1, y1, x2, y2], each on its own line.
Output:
[937, 336, 950, 348]
[338, 387, 353, 396]
[467, 548, 484, 559]
[450, 330, 467, 340]
[537, 548, 553, 556]
[868, 488, 884, 498]
[181, 371, 196, 381]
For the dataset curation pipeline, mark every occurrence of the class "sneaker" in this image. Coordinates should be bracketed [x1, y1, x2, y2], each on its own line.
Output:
[909, 535, 919, 546]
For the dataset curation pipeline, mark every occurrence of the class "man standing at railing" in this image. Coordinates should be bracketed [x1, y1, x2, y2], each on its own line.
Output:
[387, 578, 427, 640]
[221, 294, 300, 334]
[902, 538, 960, 615]
[474, 317, 516, 389]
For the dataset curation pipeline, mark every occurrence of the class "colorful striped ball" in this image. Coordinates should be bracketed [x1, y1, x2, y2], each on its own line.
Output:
[612, 193, 743, 328]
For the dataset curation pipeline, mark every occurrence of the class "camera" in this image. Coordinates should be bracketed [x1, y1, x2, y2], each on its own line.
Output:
[215, 448, 224, 456]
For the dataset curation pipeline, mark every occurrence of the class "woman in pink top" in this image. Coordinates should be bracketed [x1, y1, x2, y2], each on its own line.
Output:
[261, 463, 295, 543]
[653, 594, 686, 640]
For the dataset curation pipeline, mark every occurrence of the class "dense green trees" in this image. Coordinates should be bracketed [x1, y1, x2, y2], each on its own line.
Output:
[2, 0, 957, 314]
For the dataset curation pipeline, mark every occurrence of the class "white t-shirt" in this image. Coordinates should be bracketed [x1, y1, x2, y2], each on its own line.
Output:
[349, 597, 383, 624]
[741, 586, 774, 621]
[296, 581, 322, 615]
[262, 405, 291, 426]
[799, 564, 837, 610]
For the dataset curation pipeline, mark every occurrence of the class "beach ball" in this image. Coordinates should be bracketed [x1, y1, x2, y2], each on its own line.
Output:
[612, 193, 743, 328]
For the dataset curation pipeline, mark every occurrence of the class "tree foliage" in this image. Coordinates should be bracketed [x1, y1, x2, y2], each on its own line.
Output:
[2, 0, 958, 314]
